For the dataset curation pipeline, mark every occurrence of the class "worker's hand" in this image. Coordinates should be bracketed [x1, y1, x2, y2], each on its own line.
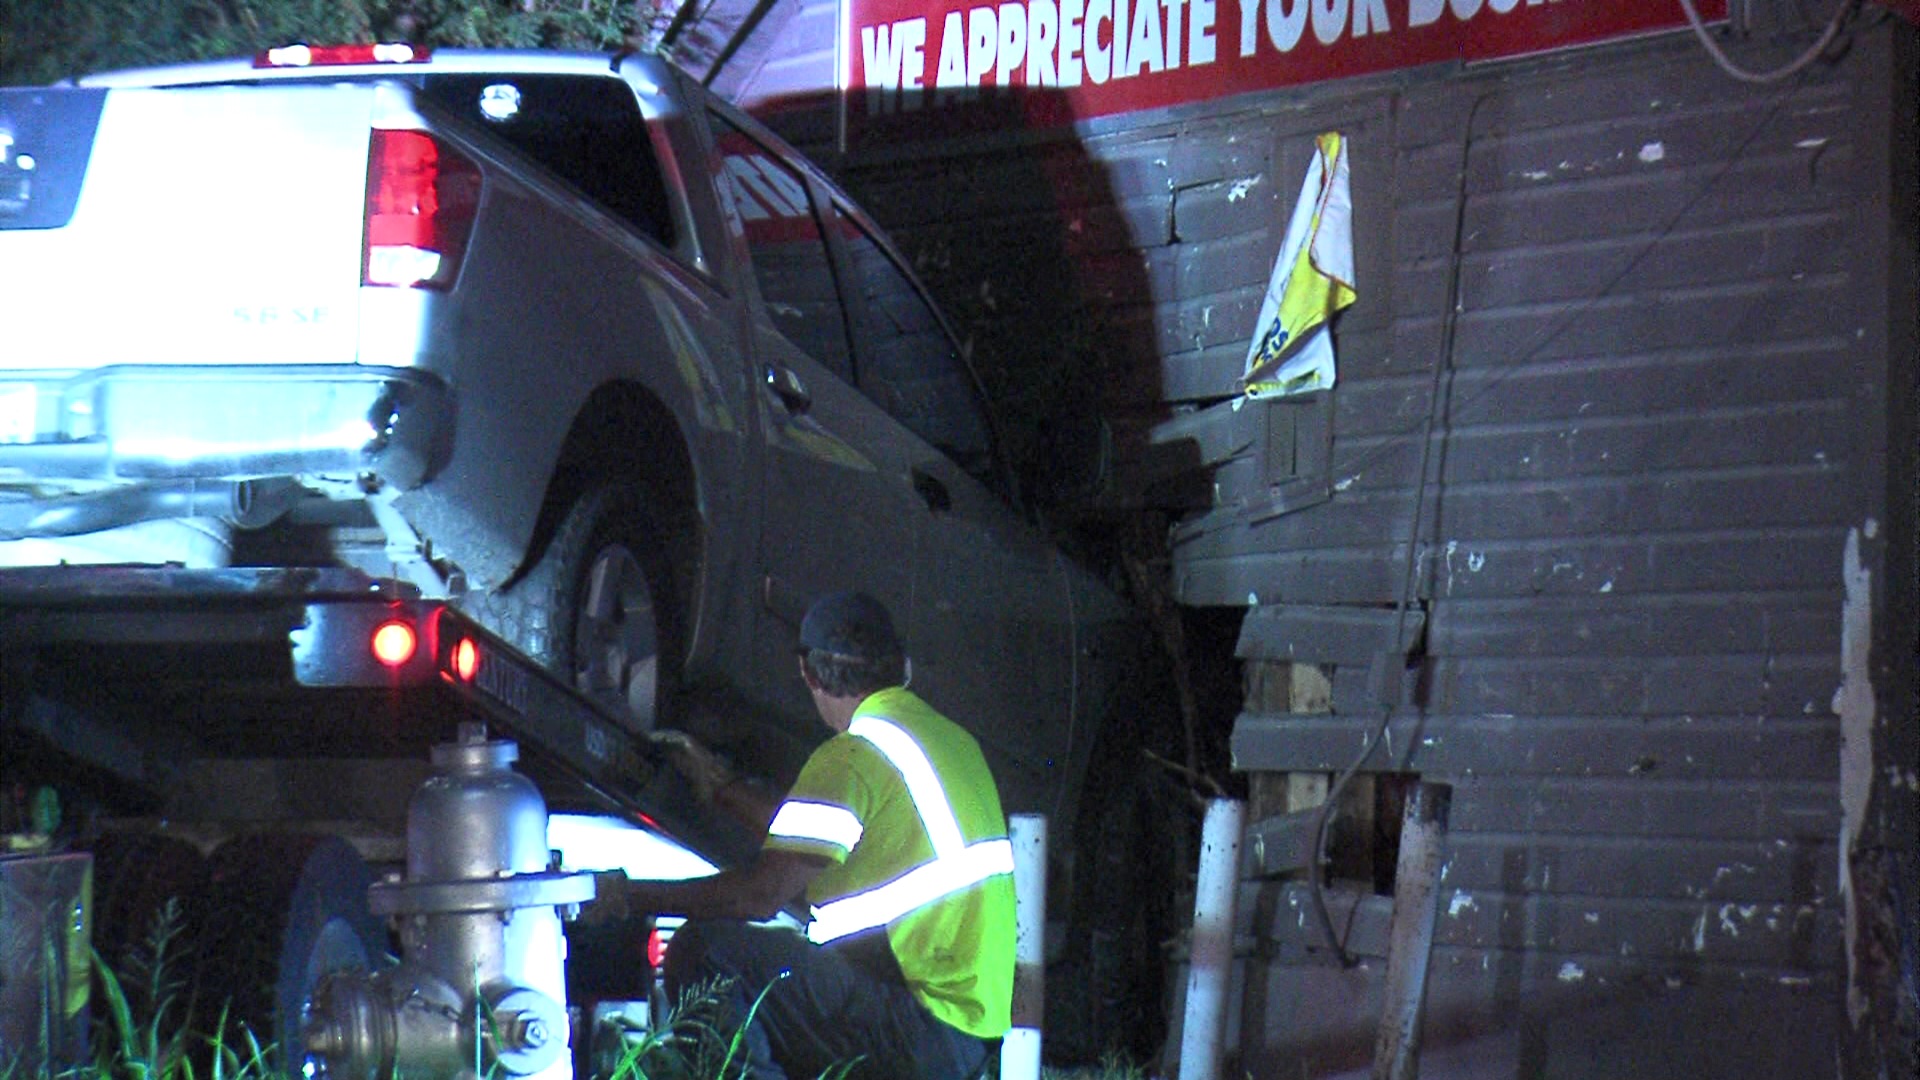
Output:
[650, 729, 733, 804]
[582, 870, 633, 926]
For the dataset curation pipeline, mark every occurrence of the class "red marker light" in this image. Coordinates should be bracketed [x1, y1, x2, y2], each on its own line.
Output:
[371, 620, 418, 667]
[647, 926, 667, 969]
[451, 637, 480, 681]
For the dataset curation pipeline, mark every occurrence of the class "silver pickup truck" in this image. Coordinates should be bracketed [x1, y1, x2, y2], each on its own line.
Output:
[0, 46, 1142, 826]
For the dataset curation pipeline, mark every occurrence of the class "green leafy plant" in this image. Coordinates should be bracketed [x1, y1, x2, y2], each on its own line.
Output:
[92, 898, 198, 1080]
[590, 972, 867, 1080]
[88, 900, 274, 1080]
[595, 976, 751, 1080]
[587, 973, 1158, 1080]
[71, 909, 1147, 1080]
[1042, 1052, 1152, 1080]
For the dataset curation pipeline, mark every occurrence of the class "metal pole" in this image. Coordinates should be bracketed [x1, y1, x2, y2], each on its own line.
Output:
[1178, 798, 1246, 1080]
[1001, 813, 1047, 1080]
[1370, 781, 1453, 1080]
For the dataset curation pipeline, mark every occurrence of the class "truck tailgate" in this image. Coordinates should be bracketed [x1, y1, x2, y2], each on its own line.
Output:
[0, 84, 378, 370]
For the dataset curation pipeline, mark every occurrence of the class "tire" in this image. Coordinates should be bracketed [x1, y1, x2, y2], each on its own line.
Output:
[563, 916, 658, 1079]
[194, 835, 389, 1070]
[1048, 745, 1185, 1066]
[484, 484, 678, 736]
[89, 832, 209, 982]
[548, 486, 674, 735]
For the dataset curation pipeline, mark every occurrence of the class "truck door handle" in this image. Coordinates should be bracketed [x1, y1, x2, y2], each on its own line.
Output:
[764, 364, 811, 414]
[912, 467, 951, 513]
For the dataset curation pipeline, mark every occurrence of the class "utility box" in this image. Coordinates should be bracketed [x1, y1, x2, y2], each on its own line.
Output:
[0, 851, 91, 1073]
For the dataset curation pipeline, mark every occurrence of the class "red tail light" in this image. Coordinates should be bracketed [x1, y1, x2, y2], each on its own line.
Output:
[364, 129, 480, 289]
[450, 637, 480, 682]
[371, 619, 419, 667]
[647, 926, 667, 969]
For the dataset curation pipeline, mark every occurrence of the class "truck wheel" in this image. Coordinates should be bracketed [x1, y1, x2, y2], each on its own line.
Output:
[195, 835, 388, 1070]
[1051, 742, 1184, 1065]
[90, 832, 208, 980]
[522, 484, 677, 735]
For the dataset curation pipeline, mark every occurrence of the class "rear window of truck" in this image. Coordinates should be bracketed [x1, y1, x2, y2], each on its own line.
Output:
[417, 73, 675, 248]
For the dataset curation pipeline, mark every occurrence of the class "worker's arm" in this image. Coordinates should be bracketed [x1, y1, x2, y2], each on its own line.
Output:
[651, 729, 783, 838]
[594, 848, 829, 923]
[710, 775, 784, 839]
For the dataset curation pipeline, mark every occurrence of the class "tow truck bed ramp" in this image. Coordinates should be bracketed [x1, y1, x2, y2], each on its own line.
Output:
[0, 565, 745, 865]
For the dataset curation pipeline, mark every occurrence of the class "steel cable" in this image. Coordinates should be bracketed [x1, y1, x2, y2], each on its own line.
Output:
[1303, 87, 1488, 968]
[1677, 0, 1862, 84]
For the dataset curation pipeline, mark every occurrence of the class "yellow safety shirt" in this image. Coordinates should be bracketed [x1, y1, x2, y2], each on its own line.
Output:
[762, 686, 1015, 1038]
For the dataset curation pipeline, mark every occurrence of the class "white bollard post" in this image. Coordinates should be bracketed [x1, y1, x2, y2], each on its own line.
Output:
[1177, 798, 1246, 1080]
[1000, 813, 1047, 1080]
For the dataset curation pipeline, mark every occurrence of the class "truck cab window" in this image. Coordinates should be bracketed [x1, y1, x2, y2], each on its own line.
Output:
[705, 112, 854, 382]
[830, 204, 994, 481]
[419, 74, 675, 247]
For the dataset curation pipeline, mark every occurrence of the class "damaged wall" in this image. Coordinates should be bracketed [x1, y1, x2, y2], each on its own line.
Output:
[1175, 24, 1914, 1079]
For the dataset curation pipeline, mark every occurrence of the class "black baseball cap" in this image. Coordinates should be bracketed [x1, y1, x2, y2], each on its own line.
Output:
[798, 590, 901, 662]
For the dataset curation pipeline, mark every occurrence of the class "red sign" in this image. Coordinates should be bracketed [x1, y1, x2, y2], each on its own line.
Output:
[844, 0, 1728, 128]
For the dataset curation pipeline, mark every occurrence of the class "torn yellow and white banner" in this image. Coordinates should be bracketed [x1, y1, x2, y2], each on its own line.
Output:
[1240, 132, 1356, 399]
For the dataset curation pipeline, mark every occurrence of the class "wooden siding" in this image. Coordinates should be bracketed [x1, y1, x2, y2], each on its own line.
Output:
[1197, 28, 1896, 1076]
[1192, 29, 1892, 1076]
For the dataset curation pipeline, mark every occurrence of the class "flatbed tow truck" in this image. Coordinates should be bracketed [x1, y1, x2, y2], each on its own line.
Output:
[0, 564, 742, 1079]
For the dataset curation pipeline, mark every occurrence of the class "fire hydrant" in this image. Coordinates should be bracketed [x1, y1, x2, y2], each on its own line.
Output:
[302, 723, 596, 1080]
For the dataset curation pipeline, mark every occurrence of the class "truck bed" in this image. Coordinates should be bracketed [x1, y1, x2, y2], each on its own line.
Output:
[0, 564, 749, 865]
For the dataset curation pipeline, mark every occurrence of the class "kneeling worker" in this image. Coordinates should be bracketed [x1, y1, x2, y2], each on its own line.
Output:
[592, 590, 1014, 1079]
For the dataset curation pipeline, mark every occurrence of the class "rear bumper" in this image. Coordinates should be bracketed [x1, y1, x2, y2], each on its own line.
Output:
[0, 365, 452, 487]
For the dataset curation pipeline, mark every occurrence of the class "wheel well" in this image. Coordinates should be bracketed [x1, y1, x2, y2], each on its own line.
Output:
[518, 383, 703, 646]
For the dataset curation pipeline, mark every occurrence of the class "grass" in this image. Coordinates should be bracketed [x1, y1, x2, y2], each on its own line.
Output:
[592, 977, 1154, 1080]
[593, 980, 1150, 1080]
[18, 902, 1150, 1080]
[592, 976, 792, 1080]
[1024, 1058, 1156, 1080]
[82, 899, 274, 1080]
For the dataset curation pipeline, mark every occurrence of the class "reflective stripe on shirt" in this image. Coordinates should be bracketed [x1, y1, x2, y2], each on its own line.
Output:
[767, 800, 865, 852]
[848, 714, 967, 855]
[808, 836, 1013, 944]
[805, 713, 1011, 944]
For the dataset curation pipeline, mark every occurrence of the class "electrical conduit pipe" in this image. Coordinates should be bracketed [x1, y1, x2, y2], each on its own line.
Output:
[1178, 799, 1245, 1080]
[1001, 813, 1047, 1080]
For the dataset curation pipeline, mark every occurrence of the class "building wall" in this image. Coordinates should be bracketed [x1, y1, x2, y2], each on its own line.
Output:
[736, 10, 1916, 1077]
[1173, 27, 1907, 1079]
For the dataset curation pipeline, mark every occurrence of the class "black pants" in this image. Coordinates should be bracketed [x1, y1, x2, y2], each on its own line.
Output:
[663, 919, 988, 1080]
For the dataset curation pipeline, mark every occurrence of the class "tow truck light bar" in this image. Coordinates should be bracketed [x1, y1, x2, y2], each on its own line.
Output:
[255, 43, 430, 68]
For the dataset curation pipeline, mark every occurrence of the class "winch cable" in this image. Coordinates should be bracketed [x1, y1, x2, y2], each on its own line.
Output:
[1303, 88, 1485, 968]
[1676, 0, 1861, 85]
